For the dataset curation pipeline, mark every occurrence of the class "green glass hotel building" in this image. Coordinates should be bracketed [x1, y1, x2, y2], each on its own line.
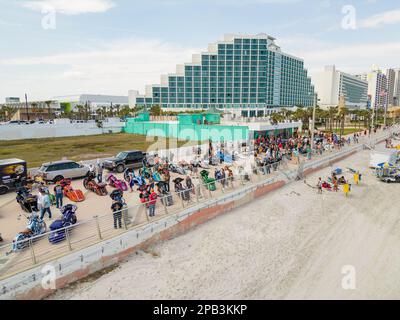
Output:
[131, 34, 315, 117]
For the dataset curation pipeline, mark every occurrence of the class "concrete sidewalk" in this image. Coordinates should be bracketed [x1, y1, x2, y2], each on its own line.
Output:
[0, 193, 15, 210]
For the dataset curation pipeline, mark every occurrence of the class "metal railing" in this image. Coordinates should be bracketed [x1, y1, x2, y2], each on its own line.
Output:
[0, 161, 283, 279]
[0, 126, 397, 280]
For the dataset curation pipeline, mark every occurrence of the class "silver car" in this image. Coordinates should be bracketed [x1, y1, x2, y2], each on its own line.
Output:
[37, 160, 90, 183]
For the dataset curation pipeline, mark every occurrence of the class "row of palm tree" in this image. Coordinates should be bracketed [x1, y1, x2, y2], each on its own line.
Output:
[269, 106, 375, 132]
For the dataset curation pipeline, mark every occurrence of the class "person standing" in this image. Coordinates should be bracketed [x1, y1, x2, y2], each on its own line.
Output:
[306, 144, 312, 160]
[111, 200, 123, 229]
[53, 183, 64, 209]
[317, 178, 323, 194]
[163, 169, 170, 192]
[147, 190, 158, 217]
[96, 161, 104, 183]
[38, 189, 52, 220]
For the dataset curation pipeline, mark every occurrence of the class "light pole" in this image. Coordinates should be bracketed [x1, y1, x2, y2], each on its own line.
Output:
[311, 93, 317, 150]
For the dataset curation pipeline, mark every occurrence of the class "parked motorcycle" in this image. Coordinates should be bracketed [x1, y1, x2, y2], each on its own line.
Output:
[83, 172, 108, 196]
[16, 187, 38, 213]
[12, 213, 47, 251]
[168, 163, 187, 175]
[106, 174, 128, 191]
[60, 179, 85, 202]
[48, 204, 78, 244]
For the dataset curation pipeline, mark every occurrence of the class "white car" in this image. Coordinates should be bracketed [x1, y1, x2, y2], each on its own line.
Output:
[37, 160, 90, 183]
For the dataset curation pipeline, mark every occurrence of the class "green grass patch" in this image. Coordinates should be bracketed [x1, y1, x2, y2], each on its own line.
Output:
[0, 133, 198, 168]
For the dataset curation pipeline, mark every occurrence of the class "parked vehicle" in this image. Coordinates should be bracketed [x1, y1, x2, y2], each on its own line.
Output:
[173, 177, 190, 201]
[379, 174, 400, 183]
[0, 158, 27, 195]
[12, 214, 46, 251]
[110, 189, 125, 203]
[103, 150, 146, 173]
[37, 160, 90, 183]
[168, 163, 187, 175]
[157, 181, 173, 206]
[59, 179, 85, 202]
[106, 174, 128, 191]
[48, 204, 78, 244]
[139, 166, 152, 179]
[16, 187, 38, 213]
[83, 172, 108, 196]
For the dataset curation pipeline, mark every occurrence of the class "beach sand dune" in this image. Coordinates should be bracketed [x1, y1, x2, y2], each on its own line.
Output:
[51, 148, 400, 300]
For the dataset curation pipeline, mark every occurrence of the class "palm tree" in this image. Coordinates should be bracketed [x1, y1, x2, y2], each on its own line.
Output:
[338, 107, 349, 137]
[45, 100, 53, 121]
[270, 112, 285, 125]
[76, 105, 84, 120]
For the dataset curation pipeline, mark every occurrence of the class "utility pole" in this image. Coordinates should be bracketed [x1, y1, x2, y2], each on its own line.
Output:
[25, 93, 30, 122]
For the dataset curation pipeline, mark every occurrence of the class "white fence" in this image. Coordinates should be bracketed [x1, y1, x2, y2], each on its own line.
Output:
[0, 122, 125, 141]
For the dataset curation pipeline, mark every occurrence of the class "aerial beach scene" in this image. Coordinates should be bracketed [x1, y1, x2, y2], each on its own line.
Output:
[1, 0, 400, 307]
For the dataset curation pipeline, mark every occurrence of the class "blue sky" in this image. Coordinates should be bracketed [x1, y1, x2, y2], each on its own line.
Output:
[0, 0, 399, 101]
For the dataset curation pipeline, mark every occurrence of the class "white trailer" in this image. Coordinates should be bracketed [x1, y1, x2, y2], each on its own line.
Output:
[369, 150, 398, 168]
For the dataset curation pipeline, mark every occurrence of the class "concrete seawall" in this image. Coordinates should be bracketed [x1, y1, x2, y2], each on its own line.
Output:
[0, 133, 393, 300]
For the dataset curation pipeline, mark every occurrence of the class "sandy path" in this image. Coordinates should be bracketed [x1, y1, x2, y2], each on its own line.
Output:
[48, 147, 400, 300]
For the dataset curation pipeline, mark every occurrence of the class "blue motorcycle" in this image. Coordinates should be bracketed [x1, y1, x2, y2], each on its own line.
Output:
[132, 174, 146, 188]
[12, 214, 47, 251]
[48, 204, 78, 244]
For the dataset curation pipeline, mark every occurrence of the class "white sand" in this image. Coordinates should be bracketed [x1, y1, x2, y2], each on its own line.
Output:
[51, 147, 400, 300]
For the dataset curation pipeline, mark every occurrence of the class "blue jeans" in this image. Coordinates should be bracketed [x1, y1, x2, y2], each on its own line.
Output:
[148, 204, 155, 217]
[40, 207, 52, 220]
[55, 194, 63, 208]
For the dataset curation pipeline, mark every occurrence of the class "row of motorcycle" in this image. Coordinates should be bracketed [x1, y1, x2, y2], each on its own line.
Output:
[12, 204, 78, 251]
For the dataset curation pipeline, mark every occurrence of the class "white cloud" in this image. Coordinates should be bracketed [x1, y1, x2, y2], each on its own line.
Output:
[21, 0, 115, 15]
[159, 0, 301, 6]
[286, 39, 400, 76]
[1, 35, 399, 101]
[359, 9, 400, 28]
[0, 38, 200, 100]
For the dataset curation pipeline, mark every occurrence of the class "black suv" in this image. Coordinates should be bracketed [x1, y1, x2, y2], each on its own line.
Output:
[103, 150, 146, 173]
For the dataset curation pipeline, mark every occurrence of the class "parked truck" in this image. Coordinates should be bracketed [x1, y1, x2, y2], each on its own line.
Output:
[0, 158, 27, 195]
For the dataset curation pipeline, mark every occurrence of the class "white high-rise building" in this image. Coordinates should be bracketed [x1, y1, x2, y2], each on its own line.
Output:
[394, 68, 400, 106]
[385, 68, 396, 107]
[312, 65, 368, 109]
[356, 69, 387, 111]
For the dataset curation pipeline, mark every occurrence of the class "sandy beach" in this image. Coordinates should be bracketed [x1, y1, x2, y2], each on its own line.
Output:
[49, 146, 400, 300]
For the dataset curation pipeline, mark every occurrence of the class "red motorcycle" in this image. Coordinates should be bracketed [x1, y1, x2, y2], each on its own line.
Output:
[83, 172, 108, 196]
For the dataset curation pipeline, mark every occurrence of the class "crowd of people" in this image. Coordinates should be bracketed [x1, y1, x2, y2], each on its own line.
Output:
[7, 125, 390, 239]
[252, 129, 370, 169]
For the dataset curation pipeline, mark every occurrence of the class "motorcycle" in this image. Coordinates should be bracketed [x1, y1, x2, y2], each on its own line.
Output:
[16, 187, 38, 213]
[173, 177, 191, 201]
[139, 166, 151, 179]
[106, 174, 128, 192]
[156, 181, 173, 206]
[83, 172, 108, 196]
[60, 179, 85, 202]
[48, 204, 78, 244]
[168, 163, 187, 175]
[12, 214, 47, 251]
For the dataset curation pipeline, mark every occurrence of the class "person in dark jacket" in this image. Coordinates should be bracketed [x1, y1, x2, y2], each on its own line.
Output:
[111, 200, 123, 229]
